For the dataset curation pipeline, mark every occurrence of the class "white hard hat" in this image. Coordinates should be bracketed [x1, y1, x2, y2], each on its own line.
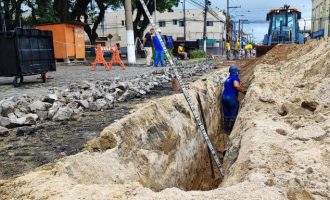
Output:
[157, 28, 161, 33]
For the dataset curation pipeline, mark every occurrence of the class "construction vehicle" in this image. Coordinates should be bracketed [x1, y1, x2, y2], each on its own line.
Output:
[256, 5, 304, 57]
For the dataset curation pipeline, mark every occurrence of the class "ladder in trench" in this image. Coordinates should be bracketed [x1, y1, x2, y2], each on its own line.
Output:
[138, 0, 224, 176]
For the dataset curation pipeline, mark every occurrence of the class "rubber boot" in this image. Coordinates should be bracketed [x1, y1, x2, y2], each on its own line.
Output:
[228, 119, 236, 133]
[223, 118, 230, 134]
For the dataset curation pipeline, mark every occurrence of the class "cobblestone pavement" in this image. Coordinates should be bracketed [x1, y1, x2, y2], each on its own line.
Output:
[0, 64, 153, 99]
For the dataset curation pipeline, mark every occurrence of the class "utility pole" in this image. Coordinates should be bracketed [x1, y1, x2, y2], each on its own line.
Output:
[239, 19, 248, 48]
[124, 0, 136, 64]
[183, 0, 186, 40]
[226, 0, 229, 39]
[203, 0, 209, 53]
[241, 21, 244, 46]
[154, 0, 157, 24]
[226, 0, 241, 41]
[238, 19, 241, 44]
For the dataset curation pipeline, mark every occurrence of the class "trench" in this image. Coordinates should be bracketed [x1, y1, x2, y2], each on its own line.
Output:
[187, 92, 228, 191]
[135, 80, 229, 191]
[84, 71, 238, 192]
[94, 60, 253, 192]
[162, 91, 229, 191]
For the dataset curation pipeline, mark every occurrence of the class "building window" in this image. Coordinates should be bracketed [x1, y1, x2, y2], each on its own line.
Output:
[159, 21, 166, 27]
[179, 20, 185, 27]
[207, 21, 214, 26]
[173, 19, 178, 25]
[121, 20, 126, 26]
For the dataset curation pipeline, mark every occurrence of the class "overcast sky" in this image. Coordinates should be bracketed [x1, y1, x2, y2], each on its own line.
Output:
[179, 0, 312, 42]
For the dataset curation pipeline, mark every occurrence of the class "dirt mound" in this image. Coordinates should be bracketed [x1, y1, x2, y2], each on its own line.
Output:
[225, 39, 330, 199]
[259, 44, 301, 65]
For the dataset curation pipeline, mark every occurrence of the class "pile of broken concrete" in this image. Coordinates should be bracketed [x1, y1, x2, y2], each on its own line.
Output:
[0, 61, 216, 135]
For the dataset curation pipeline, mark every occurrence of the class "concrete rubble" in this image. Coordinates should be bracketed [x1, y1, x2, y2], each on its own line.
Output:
[0, 62, 216, 127]
[0, 40, 329, 199]
[0, 126, 9, 136]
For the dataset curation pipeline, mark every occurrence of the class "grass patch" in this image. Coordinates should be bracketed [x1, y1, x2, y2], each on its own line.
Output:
[191, 50, 205, 59]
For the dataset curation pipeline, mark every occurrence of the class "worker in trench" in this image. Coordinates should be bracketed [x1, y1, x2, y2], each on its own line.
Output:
[222, 65, 246, 134]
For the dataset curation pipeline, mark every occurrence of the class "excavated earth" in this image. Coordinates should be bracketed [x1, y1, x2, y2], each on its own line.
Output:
[1, 40, 330, 199]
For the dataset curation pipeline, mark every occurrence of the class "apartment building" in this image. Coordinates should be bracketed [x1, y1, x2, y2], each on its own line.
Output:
[312, 0, 330, 37]
[96, 9, 226, 46]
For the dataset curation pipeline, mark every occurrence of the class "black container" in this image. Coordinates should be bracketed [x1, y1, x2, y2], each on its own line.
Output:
[172, 40, 200, 57]
[0, 28, 56, 86]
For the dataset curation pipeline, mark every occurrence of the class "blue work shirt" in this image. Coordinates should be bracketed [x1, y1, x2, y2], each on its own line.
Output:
[153, 35, 165, 51]
[167, 37, 173, 49]
[222, 74, 240, 100]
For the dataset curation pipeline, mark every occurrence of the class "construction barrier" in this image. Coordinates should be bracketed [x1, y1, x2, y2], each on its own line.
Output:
[108, 45, 125, 70]
[91, 44, 110, 71]
[91, 44, 125, 71]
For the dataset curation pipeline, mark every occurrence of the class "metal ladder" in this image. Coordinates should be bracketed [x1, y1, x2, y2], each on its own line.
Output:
[139, 0, 224, 176]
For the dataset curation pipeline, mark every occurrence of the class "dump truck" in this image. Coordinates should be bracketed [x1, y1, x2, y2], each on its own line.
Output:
[256, 5, 304, 57]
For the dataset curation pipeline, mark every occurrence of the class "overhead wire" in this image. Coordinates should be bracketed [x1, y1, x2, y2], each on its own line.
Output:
[186, 0, 225, 22]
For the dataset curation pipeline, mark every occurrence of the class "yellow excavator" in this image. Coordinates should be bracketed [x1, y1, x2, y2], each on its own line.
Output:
[256, 5, 304, 57]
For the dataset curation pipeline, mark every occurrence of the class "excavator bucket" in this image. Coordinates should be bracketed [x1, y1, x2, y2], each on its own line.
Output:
[256, 45, 275, 57]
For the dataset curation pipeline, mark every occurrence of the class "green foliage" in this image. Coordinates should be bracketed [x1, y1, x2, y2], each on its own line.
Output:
[191, 50, 206, 59]
[132, 0, 179, 12]
[25, 0, 59, 24]
[1, 0, 26, 30]
[87, 0, 121, 24]
[1, 0, 180, 43]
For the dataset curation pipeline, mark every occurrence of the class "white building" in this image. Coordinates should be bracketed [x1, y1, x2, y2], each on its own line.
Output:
[96, 9, 226, 47]
[312, 0, 330, 37]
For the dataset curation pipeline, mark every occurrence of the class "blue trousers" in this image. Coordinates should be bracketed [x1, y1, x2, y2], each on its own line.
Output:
[154, 50, 165, 67]
[222, 95, 239, 119]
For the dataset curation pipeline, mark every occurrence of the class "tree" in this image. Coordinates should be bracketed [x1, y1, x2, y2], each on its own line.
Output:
[1, 0, 25, 30]
[78, 0, 121, 44]
[1, 0, 179, 44]
[24, 0, 121, 44]
[26, 0, 58, 24]
[132, 0, 180, 39]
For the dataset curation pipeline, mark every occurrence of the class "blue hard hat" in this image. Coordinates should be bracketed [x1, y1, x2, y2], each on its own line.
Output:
[229, 65, 240, 74]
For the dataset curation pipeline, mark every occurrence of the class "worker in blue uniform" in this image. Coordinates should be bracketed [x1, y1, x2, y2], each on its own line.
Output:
[153, 28, 166, 67]
[222, 65, 246, 134]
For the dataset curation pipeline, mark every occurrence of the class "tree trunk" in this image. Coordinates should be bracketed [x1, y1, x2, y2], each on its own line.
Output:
[27, 0, 38, 24]
[3, 0, 24, 30]
[133, 0, 154, 39]
[86, 0, 109, 44]
[70, 0, 91, 21]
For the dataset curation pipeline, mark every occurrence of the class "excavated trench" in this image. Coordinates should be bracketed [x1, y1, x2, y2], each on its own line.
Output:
[83, 67, 247, 192]
[0, 63, 255, 199]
